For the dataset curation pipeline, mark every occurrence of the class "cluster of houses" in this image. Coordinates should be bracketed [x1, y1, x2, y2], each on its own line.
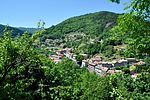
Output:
[49, 48, 145, 77]
[81, 56, 145, 76]
[49, 48, 75, 63]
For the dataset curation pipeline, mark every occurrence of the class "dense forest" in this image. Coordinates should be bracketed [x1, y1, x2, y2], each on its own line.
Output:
[17, 27, 40, 34]
[0, 24, 24, 37]
[0, 0, 150, 99]
[42, 11, 118, 40]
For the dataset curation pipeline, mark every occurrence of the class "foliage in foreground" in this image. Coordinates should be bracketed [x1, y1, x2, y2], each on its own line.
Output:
[0, 31, 150, 100]
[0, 0, 150, 99]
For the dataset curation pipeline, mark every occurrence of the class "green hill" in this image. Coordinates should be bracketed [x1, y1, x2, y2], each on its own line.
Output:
[0, 24, 24, 37]
[40, 11, 123, 59]
[17, 27, 40, 34]
[42, 11, 119, 40]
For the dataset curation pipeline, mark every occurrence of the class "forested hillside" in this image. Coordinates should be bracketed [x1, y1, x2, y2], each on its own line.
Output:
[39, 11, 123, 59]
[0, 24, 24, 37]
[17, 27, 39, 34]
[0, 0, 150, 99]
[42, 11, 119, 40]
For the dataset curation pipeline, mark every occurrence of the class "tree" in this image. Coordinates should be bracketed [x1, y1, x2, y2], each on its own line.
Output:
[109, 0, 120, 4]
[110, 0, 150, 58]
[108, 1, 150, 98]
[76, 55, 84, 66]
[0, 29, 54, 99]
[110, 0, 150, 17]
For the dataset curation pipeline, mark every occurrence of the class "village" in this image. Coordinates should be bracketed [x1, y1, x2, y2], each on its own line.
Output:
[49, 48, 145, 78]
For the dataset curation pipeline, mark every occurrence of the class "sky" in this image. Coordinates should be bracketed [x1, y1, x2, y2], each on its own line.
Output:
[0, 0, 129, 28]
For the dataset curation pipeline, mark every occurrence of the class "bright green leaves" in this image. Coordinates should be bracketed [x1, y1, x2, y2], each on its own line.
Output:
[110, 0, 150, 18]
[0, 29, 52, 99]
[129, 0, 150, 18]
[109, 73, 150, 99]
[111, 12, 150, 58]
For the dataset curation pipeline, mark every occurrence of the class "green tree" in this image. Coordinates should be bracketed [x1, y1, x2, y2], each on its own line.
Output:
[110, 0, 150, 58]
[76, 55, 84, 66]
[0, 29, 54, 99]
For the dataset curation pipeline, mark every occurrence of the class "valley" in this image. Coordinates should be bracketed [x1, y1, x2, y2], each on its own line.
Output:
[0, 0, 150, 99]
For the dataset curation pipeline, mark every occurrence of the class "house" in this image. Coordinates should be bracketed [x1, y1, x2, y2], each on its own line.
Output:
[90, 56, 102, 65]
[55, 49, 65, 54]
[81, 60, 88, 68]
[57, 54, 64, 57]
[92, 56, 102, 62]
[118, 59, 128, 64]
[112, 59, 128, 67]
[88, 62, 97, 71]
[114, 62, 125, 67]
[80, 54, 88, 59]
[126, 58, 137, 63]
[94, 65, 101, 72]
[49, 55, 58, 60]
[101, 62, 113, 68]
[49, 54, 64, 64]
[95, 66, 109, 76]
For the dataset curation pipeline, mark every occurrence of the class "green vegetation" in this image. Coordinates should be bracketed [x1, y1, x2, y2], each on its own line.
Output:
[42, 11, 118, 40]
[110, 0, 150, 59]
[0, 0, 149, 99]
[41, 11, 121, 59]
[0, 24, 24, 37]
[0, 31, 114, 99]
[76, 54, 84, 65]
[17, 27, 40, 34]
[0, 31, 150, 99]
[0, 24, 149, 99]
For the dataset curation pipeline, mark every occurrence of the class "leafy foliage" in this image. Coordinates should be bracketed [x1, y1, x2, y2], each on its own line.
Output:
[0, 29, 150, 99]
[0, 0, 150, 99]
[111, 0, 150, 58]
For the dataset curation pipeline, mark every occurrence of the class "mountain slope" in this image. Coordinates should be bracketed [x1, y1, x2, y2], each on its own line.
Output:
[43, 11, 119, 40]
[17, 27, 39, 34]
[0, 24, 24, 37]
[40, 11, 123, 59]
